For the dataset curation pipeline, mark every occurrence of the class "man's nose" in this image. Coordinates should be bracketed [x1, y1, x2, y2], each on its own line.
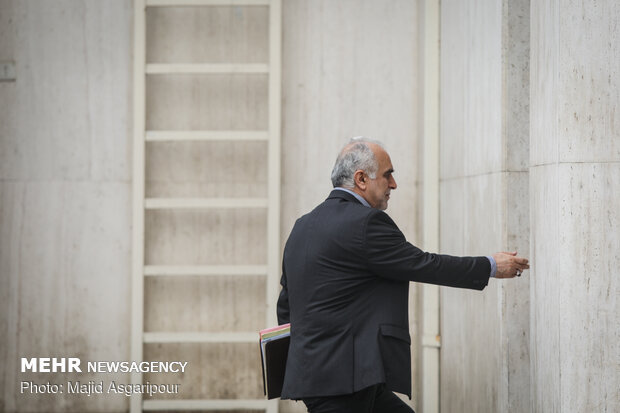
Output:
[390, 176, 397, 189]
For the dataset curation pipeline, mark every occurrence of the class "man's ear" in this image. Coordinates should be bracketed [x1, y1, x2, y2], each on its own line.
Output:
[353, 169, 367, 190]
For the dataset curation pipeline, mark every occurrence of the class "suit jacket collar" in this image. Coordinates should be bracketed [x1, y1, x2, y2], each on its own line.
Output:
[327, 188, 365, 206]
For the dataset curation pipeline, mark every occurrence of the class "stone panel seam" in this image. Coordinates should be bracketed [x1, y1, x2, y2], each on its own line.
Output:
[440, 170, 528, 182]
[531, 160, 620, 168]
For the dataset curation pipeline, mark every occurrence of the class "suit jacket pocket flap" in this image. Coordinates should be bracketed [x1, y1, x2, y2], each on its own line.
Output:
[380, 324, 411, 344]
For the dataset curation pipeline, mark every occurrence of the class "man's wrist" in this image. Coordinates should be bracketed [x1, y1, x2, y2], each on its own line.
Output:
[487, 256, 497, 278]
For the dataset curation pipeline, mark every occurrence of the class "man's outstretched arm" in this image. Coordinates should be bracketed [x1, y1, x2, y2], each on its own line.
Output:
[365, 210, 529, 287]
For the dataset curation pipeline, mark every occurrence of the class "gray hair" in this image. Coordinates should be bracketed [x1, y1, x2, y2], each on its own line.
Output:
[330, 137, 385, 188]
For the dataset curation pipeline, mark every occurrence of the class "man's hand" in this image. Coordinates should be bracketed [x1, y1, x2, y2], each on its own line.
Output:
[492, 251, 530, 279]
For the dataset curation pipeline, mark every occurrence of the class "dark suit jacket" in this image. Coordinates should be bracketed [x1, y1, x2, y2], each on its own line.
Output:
[277, 189, 490, 399]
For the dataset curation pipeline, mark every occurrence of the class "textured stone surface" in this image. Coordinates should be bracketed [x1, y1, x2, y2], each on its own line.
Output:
[462, 1, 503, 177]
[530, 1, 620, 412]
[440, 173, 504, 413]
[557, 0, 620, 163]
[0, 0, 131, 182]
[530, 0, 559, 168]
[145, 209, 268, 265]
[145, 141, 268, 198]
[144, 276, 267, 333]
[439, 179, 465, 256]
[503, 0, 530, 172]
[439, 0, 530, 412]
[530, 163, 620, 412]
[462, 173, 504, 255]
[502, 172, 530, 412]
[146, 6, 269, 64]
[441, 0, 531, 178]
[146, 74, 269, 131]
[0, 182, 131, 412]
[558, 163, 620, 411]
[0, 1, 132, 411]
[439, 0, 467, 180]
[281, 0, 418, 192]
[441, 171, 532, 413]
[529, 165, 561, 413]
[144, 343, 264, 400]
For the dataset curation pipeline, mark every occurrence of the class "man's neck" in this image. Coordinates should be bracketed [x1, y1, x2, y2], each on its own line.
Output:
[334, 187, 370, 208]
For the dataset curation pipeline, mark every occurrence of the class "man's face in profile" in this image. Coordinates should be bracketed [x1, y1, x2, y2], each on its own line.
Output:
[364, 146, 397, 210]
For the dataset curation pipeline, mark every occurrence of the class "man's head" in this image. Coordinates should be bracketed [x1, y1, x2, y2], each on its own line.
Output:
[330, 137, 397, 210]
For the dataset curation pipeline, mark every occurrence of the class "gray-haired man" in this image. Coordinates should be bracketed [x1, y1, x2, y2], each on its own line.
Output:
[277, 137, 529, 412]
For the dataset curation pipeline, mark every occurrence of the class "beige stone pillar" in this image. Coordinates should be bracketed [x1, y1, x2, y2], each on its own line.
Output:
[439, 0, 530, 411]
[530, 0, 620, 411]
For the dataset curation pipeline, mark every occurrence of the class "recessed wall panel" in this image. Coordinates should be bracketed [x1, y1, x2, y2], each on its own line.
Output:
[146, 74, 268, 131]
[145, 209, 267, 265]
[144, 276, 266, 333]
[146, 141, 268, 198]
[143, 343, 263, 400]
[146, 6, 269, 64]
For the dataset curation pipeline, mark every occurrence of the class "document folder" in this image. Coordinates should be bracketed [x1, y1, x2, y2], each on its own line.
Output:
[259, 323, 290, 399]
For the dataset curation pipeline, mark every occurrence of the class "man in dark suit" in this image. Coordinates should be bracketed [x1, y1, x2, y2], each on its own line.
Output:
[277, 137, 529, 412]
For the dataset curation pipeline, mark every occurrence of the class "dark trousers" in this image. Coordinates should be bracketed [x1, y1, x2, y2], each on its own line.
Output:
[302, 384, 414, 413]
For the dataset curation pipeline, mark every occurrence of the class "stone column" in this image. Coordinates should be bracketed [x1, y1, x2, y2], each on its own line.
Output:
[530, 0, 620, 411]
[439, 0, 530, 411]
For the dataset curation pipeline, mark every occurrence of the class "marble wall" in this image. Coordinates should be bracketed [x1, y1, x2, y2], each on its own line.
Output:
[439, 0, 530, 412]
[0, 0, 133, 411]
[530, 0, 620, 411]
[0, 0, 421, 412]
[441, 0, 619, 412]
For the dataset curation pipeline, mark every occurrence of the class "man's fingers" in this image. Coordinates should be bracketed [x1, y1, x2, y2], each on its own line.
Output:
[510, 259, 528, 270]
[509, 257, 529, 267]
[497, 270, 519, 279]
[493, 251, 530, 278]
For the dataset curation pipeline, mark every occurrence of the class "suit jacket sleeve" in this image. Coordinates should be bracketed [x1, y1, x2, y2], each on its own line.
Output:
[276, 263, 290, 324]
[364, 210, 490, 290]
